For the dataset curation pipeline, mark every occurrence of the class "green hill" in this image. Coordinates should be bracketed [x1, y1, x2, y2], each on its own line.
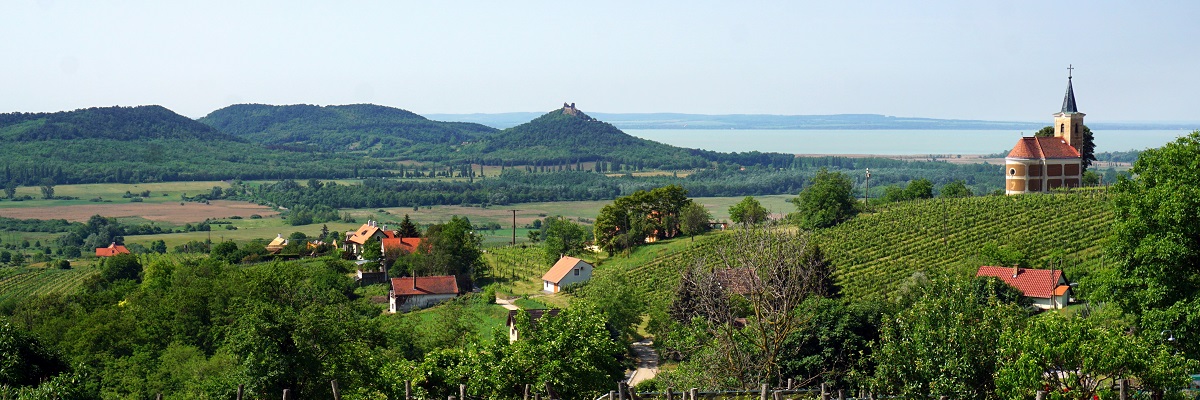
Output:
[0, 105, 239, 142]
[595, 192, 1114, 307]
[0, 106, 396, 184]
[460, 105, 713, 169]
[198, 103, 497, 156]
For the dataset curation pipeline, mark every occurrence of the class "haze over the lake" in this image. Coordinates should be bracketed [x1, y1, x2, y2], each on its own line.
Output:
[2, 1, 1198, 124]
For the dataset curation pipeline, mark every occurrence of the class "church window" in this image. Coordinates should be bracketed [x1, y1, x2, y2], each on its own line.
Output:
[1060, 124, 1065, 134]
[1009, 168, 1016, 176]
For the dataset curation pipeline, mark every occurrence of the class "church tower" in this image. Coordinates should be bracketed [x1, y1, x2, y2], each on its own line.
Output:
[1052, 65, 1086, 151]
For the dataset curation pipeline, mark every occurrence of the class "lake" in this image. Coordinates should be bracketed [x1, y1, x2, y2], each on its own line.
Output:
[623, 129, 1194, 155]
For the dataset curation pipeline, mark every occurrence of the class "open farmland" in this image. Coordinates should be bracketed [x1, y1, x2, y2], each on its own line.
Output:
[0, 200, 277, 223]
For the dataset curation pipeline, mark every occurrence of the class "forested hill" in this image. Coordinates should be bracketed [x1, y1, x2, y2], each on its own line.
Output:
[198, 103, 497, 155]
[459, 105, 715, 169]
[0, 105, 238, 142]
[0, 105, 396, 185]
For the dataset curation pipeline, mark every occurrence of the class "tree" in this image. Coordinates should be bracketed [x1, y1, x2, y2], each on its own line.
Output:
[542, 217, 587, 264]
[679, 202, 711, 241]
[938, 180, 973, 198]
[100, 253, 142, 282]
[398, 215, 421, 238]
[579, 273, 645, 342]
[873, 277, 1024, 398]
[1034, 125, 1097, 171]
[792, 169, 857, 229]
[995, 315, 1194, 400]
[594, 185, 692, 255]
[1093, 131, 1200, 359]
[903, 178, 934, 200]
[670, 228, 835, 387]
[418, 216, 482, 281]
[361, 236, 383, 262]
[39, 178, 54, 200]
[1081, 170, 1101, 186]
[210, 241, 240, 264]
[728, 196, 768, 227]
[3, 181, 14, 199]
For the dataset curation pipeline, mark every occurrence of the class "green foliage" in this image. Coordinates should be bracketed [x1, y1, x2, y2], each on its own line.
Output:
[1094, 131, 1200, 359]
[938, 179, 973, 198]
[542, 217, 588, 264]
[995, 315, 1195, 400]
[412, 216, 483, 282]
[594, 185, 692, 255]
[728, 196, 768, 227]
[792, 168, 858, 229]
[578, 273, 645, 342]
[978, 242, 1029, 268]
[361, 236, 382, 262]
[100, 253, 142, 283]
[0, 317, 69, 387]
[873, 277, 1024, 398]
[398, 214, 421, 238]
[679, 201, 712, 240]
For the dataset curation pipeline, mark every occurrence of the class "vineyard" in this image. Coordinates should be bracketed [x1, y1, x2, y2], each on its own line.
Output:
[590, 191, 1115, 307]
[483, 245, 552, 296]
[0, 265, 99, 303]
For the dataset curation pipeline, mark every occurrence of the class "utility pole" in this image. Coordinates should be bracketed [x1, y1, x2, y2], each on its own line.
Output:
[864, 168, 871, 211]
[510, 209, 519, 246]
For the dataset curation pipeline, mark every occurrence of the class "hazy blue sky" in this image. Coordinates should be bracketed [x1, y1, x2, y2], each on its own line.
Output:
[3, 1, 1197, 122]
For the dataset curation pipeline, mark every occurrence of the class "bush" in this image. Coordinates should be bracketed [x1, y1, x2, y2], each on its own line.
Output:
[56, 259, 70, 269]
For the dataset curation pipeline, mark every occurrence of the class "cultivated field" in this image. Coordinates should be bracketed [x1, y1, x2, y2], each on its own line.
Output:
[0, 200, 277, 224]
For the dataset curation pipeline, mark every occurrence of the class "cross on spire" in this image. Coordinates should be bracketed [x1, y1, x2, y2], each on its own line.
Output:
[1067, 64, 1073, 79]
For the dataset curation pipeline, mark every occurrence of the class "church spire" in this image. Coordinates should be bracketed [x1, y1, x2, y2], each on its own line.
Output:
[1060, 65, 1078, 114]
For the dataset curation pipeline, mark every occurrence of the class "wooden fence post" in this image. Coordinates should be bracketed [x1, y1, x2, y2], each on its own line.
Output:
[237, 384, 244, 400]
[939, 396, 948, 400]
[666, 387, 674, 400]
[405, 380, 412, 400]
[820, 383, 829, 400]
[282, 389, 291, 400]
[689, 387, 698, 400]
[1120, 379, 1128, 400]
[773, 390, 782, 400]
[609, 391, 616, 400]
[459, 383, 466, 400]
[760, 383, 768, 400]
[331, 380, 341, 400]
[1035, 390, 1046, 400]
[449, 396, 456, 400]
[786, 378, 793, 390]
[838, 389, 844, 400]
[525, 383, 531, 400]
[156, 394, 162, 400]
[618, 382, 627, 400]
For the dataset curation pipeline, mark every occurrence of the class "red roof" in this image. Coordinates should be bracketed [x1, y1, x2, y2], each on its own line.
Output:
[95, 243, 130, 257]
[975, 266, 1066, 299]
[1006, 137, 1081, 160]
[382, 237, 421, 254]
[391, 275, 459, 297]
[541, 256, 591, 284]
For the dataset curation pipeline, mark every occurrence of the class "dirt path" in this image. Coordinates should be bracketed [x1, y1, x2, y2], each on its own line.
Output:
[628, 339, 659, 386]
[495, 297, 520, 311]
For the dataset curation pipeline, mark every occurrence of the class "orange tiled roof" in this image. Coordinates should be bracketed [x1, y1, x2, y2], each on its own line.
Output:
[382, 237, 421, 254]
[1006, 137, 1081, 160]
[95, 243, 130, 257]
[391, 275, 459, 296]
[976, 266, 1065, 299]
[541, 256, 591, 284]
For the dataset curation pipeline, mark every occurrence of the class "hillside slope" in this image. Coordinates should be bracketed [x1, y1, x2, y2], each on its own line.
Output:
[0, 106, 396, 184]
[199, 103, 497, 155]
[460, 104, 711, 169]
[596, 192, 1113, 307]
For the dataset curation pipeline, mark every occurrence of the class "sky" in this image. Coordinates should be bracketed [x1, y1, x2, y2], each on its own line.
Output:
[3, 1, 1198, 122]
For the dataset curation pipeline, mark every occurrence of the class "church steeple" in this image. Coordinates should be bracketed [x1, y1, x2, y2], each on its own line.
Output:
[1053, 65, 1085, 150]
[1061, 65, 1078, 113]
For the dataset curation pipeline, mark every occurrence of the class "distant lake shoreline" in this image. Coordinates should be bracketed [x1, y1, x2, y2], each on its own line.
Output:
[623, 129, 1193, 156]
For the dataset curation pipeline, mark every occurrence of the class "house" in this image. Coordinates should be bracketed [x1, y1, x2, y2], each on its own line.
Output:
[976, 266, 1072, 309]
[506, 308, 561, 342]
[344, 220, 397, 258]
[95, 242, 130, 257]
[389, 275, 460, 313]
[382, 237, 422, 255]
[266, 234, 288, 253]
[713, 267, 759, 295]
[1005, 70, 1085, 194]
[541, 256, 593, 293]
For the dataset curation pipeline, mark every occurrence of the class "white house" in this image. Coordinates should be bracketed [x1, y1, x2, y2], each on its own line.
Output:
[541, 256, 593, 293]
[389, 275, 459, 313]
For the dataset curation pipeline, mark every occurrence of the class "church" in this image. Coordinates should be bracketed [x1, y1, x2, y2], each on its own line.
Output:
[1004, 69, 1085, 194]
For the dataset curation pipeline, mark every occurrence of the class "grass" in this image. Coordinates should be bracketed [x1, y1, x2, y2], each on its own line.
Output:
[2, 181, 233, 208]
[514, 297, 550, 310]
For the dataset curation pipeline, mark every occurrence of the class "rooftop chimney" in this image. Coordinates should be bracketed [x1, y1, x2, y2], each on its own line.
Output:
[1012, 265, 1020, 278]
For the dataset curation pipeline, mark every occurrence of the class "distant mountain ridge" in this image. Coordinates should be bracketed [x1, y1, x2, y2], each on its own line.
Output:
[199, 103, 497, 154]
[0, 105, 238, 142]
[427, 112, 1198, 131]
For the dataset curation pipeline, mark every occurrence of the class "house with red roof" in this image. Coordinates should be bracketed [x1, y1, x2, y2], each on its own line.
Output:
[1004, 71, 1086, 194]
[389, 275, 460, 313]
[976, 266, 1072, 309]
[344, 220, 397, 259]
[382, 237, 422, 255]
[95, 242, 130, 257]
[541, 256, 592, 293]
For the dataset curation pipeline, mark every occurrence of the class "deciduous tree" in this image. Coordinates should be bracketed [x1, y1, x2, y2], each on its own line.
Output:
[792, 168, 857, 229]
[729, 196, 768, 227]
